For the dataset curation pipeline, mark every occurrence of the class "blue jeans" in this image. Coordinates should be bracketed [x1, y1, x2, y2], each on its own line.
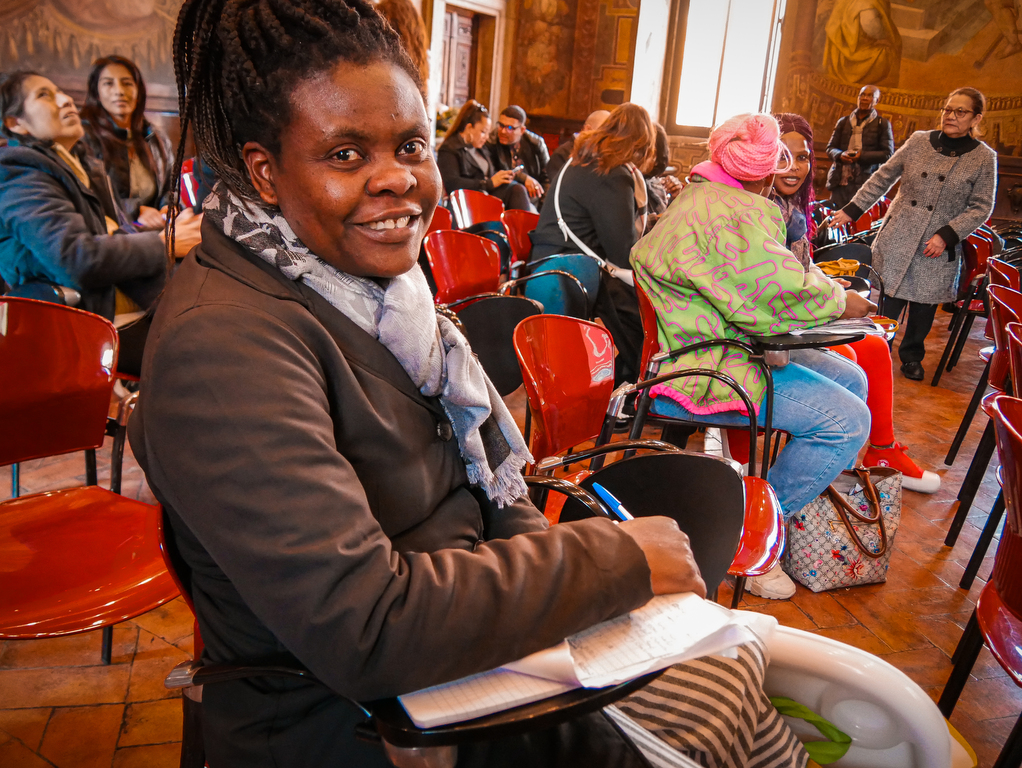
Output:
[651, 348, 870, 519]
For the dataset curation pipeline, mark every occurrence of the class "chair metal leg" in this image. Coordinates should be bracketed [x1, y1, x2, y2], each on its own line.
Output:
[101, 626, 113, 665]
[946, 313, 977, 372]
[960, 490, 1005, 590]
[730, 577, 746, 609]
[10, 463, 19, 498]
[946, 359, 990, 466]
[180, 692, 206, 768]
[992, 711, 1022, 768]
[932, 296, 972, 386]
[938, 610, 983, 718]
[946, 420, 996, 547]
[85, 448, 98, 487]
[110, 424, 126, 495]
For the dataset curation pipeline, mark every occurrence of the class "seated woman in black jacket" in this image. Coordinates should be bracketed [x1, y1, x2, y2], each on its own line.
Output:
[530, 102, 655, 384]
[0, 71, 201, 320]
[436, 99, 535, 211]
[79, 56, 174, 231]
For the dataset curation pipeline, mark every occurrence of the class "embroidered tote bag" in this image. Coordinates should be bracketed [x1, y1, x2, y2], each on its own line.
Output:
[782, 468, 901, 592]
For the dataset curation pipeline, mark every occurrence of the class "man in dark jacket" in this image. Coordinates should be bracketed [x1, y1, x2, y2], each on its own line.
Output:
[487, 105, 549, 204]
[825, 85, 895, 210]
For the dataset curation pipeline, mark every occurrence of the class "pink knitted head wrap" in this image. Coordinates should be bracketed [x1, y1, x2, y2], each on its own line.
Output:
[708, 113, 785, 182]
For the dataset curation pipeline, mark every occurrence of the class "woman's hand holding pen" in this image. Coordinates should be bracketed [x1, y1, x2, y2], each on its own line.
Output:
[619, 517, 707, 598]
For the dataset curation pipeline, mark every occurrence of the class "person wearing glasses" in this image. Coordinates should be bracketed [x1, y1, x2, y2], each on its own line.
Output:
[487, 105, 549, 205]
[827, 87, 997, 381]
[436, 99, 534, 211]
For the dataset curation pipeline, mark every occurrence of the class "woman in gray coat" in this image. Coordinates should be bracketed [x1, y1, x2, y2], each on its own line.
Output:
[829, 87, 997, 381]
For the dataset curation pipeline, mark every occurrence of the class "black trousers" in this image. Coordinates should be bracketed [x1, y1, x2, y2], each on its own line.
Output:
[594, 275, 644, 387]
[827, 183, 860, 211]
[883, 296, 938, 364]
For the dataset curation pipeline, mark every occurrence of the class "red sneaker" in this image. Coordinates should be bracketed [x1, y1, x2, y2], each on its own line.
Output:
[863, 442, 941, 493]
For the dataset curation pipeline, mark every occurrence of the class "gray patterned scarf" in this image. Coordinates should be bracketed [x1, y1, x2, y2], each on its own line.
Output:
[839, 108, 877, 187]
[203, 184, 533, 507]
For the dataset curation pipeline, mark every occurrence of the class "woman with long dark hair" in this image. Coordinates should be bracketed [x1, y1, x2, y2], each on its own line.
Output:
[436, 98, 534, 210]
[771, 112, 939, 493]
[828, 87, 997, 381]
[530, 102, 656, 384]
[80, 55, 174, 230]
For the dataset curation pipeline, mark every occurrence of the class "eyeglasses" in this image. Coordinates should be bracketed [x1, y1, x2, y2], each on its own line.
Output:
[940, 107, 974, 118]
[497, 122, 522, 132]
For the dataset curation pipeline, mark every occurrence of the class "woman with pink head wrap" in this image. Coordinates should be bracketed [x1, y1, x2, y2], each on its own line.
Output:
[630, 113, 875, 600]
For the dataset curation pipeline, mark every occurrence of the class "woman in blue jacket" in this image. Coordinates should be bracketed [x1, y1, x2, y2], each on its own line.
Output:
[0, 71, 201, 320]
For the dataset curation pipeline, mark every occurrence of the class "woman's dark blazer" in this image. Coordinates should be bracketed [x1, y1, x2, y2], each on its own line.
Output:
[436, 131, 496, 194]
[128, 219, 654, 767]
[0, 138, 165, 319]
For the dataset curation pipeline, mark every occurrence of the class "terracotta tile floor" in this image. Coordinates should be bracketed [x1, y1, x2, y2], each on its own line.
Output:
[0, 308, 1014, 766]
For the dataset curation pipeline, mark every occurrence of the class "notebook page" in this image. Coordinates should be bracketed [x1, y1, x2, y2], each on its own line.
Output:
[568, 594, 733, 687]
[398, 668, 576, 728]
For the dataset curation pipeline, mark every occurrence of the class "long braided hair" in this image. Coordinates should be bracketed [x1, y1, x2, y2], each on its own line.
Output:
[166, 0, 421, 258]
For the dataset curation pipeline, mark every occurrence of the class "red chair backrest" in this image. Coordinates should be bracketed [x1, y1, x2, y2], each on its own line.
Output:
[449, 189, 504, 229]
[990, 395, 1022, 612]
[634, 282, 662, 378]
[513, 315, 616, 461]
[426, 205, 453, 235]
[500, 210, 540, 263]
[988, 285, 1022, 390]
[1006, 323, 1022, 395]
[990, 259, 1022, 292]
[423, 230, 501, 305]
[0, 298, 118, 467]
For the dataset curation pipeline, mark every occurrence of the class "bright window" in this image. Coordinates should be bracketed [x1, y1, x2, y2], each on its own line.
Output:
[670, 0, 786, 133]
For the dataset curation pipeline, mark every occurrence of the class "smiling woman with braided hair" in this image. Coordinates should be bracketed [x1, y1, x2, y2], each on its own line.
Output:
[128, 0, 716, 766]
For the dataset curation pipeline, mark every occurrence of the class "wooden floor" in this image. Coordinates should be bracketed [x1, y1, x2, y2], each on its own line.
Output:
[0, 307, 1016, 767]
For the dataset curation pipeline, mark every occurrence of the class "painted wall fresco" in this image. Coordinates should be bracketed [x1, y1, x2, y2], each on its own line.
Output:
[508, 0, 638, 119]
[0, 0, 183, 107]
[775, 0, 1022, 157]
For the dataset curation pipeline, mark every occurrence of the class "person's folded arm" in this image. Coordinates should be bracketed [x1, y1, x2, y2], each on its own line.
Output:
[141, 304, 653, 701]
[0, 161, 164, 290]
[857, 119, 894, 166]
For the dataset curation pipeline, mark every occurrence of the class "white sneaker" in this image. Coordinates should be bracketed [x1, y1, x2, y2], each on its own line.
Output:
[900, 471, 941, 494]
[747, 564, 796, 600]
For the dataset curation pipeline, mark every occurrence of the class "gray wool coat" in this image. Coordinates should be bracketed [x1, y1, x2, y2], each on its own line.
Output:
[846, 130, 997, 304]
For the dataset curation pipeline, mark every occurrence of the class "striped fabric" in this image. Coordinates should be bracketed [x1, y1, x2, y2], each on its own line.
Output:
[612, 638, 809, 768]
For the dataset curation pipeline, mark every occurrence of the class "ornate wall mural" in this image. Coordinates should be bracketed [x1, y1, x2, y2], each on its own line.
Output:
[0, 0, 183, 107]
[508, 0, 638, 120]
[776, 0, 1022, 156]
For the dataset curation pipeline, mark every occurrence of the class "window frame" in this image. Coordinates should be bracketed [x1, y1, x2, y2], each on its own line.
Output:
[660, 0, 786, 138]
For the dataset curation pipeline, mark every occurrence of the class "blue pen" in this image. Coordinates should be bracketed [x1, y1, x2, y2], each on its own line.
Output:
[590, 482, 634, 522]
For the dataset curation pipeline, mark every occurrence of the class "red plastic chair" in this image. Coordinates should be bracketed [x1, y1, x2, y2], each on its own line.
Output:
[0, 297, 178, 664]
[500, 209, 539, 270]
[946, 285, 1022, 563]
[449, 189, 504, 230]
[513, 314, 784, 607]
[945, 258, 1022, 467]
[933, 233, 995, 385]
[940, 394, 1022, 767]
[424, 229, 587, 312]
[424, 230, 501, 305]
[426, 205, 453, 235]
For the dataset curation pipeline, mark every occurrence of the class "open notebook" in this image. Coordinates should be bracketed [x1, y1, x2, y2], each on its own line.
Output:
[398, 594, 776, 728]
